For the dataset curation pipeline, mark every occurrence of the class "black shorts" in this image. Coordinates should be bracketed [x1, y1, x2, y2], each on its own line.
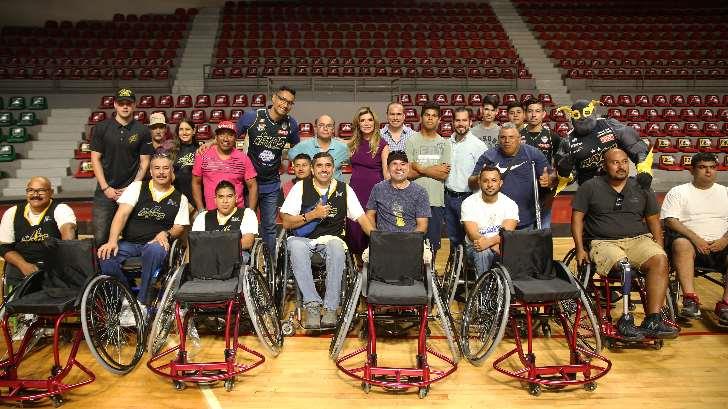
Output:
[665, 229, 728, 272]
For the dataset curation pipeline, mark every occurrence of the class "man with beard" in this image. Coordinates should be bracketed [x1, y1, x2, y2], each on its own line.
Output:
[572, 148, 677, 340]
[0, 177, 77, 292]
[444, 108, 487, 249]
[461, 166, 519, 276]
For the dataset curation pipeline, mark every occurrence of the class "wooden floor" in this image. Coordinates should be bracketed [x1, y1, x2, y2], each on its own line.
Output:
[3, 238, 728, 409]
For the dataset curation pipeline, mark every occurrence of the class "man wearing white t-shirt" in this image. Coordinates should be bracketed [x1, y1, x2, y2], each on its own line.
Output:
[661, 152, 728, 324]
[0, 177, 77, 291]
[461, 166, 519, 276]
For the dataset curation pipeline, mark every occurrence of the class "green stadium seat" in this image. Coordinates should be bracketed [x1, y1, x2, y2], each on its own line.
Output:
[16, 112, 37, 126]
[0, 112, 15, 127]
[29, 96, 48, 110]
[7, 96, 25, 110]
[0, 144, 16, 162]
[6, 126, 28, 143]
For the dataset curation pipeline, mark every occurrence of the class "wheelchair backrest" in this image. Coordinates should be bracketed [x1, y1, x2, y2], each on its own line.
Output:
[369, 231, 425, 286]
[189, 231, 241, 280]
[500, 229, 555, 281]
[43, 238, 97, 290]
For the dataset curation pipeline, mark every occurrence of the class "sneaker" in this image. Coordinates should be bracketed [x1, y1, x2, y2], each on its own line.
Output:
[321, 309, 337, 328]
[616, 313, 645, 341]
[637, 314, 679, 339]
[120, 301, 146, 327]
[302, 302, 321, 329]
[715, 301, 728, 325]
[680, 293, 701, 319]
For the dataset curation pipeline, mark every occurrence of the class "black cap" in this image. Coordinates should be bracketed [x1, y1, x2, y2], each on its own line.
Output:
[387, 150, 409, 165]
[116, 88, 136, 102]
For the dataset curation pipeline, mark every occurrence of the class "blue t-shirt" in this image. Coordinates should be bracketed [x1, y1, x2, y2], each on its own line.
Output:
[366, 180, 431, 232]
[471, 144, 550, 228]
[287, 137, 350, 181]
[237, 108, 299, 185]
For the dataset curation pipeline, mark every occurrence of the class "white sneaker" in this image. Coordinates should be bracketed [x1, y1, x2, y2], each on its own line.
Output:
[120, 300, 147, 327]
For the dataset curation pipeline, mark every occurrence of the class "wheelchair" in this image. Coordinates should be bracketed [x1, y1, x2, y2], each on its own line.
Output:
[147, 231, 283, 391]
[274, 229, 357, 335]
[563, 246, 678, 349]
[668, 254, 728, 329]
[460, 229, 611, 396]
[0, 239, 147, 406]
[330, 231, 458, 398]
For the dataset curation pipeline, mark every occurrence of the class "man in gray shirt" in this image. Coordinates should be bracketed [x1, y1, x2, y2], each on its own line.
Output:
[469, 94, 500, 150]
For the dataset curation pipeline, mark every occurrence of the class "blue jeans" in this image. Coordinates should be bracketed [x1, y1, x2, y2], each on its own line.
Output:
[287, 236, 346, 310]
[444, 193, 467, 248]
[466, 243, 496, 277]
[258, 182, 280, 258]
[540, 206, 552, 229]
[428, 206, 444, 258]
[99, 241, 167, 304]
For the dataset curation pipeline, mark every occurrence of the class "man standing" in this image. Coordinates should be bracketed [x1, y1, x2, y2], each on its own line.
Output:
[91, 88, 153, 246]
[470, 95, 501, 149]
[149, 112, 172, 152]
[572, 148, 677, 339]
[366, 151, 430, 233]
[469, 123, 555, 230]
[192, 120, 257, 212]
[288, 114, 349, 181]
[280, 152, 374, 329]
[381, 102, 416, 152]
[0, 177, 77, 291]
[444, 108, 487, 249]
[461, 166, 519, 276]
[283, 153, 312, 197]
[661, 152, 728, 324]
[405, 102, 452, 258]
[237, 86, 299, 255]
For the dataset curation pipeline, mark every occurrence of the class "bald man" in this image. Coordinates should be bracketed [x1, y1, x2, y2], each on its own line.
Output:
[0, 177, 77, 292]
[288, 114, 350, 181]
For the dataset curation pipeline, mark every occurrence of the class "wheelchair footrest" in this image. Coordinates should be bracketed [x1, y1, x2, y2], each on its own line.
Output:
[147, 343, 265, 383]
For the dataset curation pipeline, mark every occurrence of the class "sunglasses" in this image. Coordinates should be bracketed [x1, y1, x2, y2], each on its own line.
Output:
[613, 192, 624, 211]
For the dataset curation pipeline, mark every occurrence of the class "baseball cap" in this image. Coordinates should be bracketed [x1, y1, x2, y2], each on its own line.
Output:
[116, 88, 136, 102]
[658, 154, 682, 171]
[386, 150, 409, 165]
[215, 120, 236, 134]
[149, 112, 166, 127]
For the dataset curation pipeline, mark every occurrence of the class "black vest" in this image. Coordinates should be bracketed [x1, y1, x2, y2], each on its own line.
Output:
[204, 207, 244, 232]
[567, 118, 619, 185]
[123, 182, 182, 243]
[300, 179, 347, 239]
[12, 200, 62, 263]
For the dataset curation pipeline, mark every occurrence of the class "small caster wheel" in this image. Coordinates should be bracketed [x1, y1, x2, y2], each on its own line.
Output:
[173, 380, 186, 391]
[604, 339, 614, 349]
[654, 339, 664, 350]
[584, 382, 597, 392]
[51, 395, 63, 407]
[426, 325, 432, 336]
[528, 383, 542, 396]
[418, 386, 430, 399]
[361, 382, 371, 393]
[541, 323, 552, 338]
[628, 302, 636, 312]
[281, 321, 295, 337]
[224, 379, 235, 392]
[359, 327, 368, 340]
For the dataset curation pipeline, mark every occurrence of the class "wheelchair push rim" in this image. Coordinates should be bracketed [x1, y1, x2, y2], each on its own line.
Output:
[243, 266, 284, 356]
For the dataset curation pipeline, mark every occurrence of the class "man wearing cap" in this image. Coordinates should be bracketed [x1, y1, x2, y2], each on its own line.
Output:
[192, 121, 258, 213]
[91, 88, 154, 246]
[287, 114, 349, 181]
[149, 112, 172, 153]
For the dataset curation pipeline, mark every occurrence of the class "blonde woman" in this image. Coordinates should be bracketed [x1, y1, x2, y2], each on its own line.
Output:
[346, 107, 390, 260]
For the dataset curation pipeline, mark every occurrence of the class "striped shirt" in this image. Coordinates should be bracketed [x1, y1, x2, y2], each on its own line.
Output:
[381, 124, 416, 152]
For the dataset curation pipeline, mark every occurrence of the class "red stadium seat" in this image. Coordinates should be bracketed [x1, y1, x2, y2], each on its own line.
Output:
[502, 93, 517, 105]
[699, 108, 717, 122]
[229, 109, 244, 121]
[338, 122, 353, 138]
[635, 94, 650, 107]
[404, 107, 419, 122]
[657, 154, 682, 171]
[644, 123, 663, 137]
[415, 93, 429, 106]
[703, 123, 722, 137]
[74, 141, 92, 159]
[670, 94, 687, 107]
[194, 94, 211, 108]
[438, 122, 453, 137]
[176, 95, 192, 108]
[704, 94, 720, 106]
[169, 110, 186, 124]
[213, 94, 230, 107]
[687, 95, 703, 107]
[138, 95, 155, 109]
[496, 107, 508, 122]
[157, 95, 173, 108]
[655, 137, 678, 153]
[680, 154, 694, 169]
[133, 111, 148, 124]
[88, 111, 106, 125]
[684, 122, 702, 137]
[607, 108, 623, 120]
[451, 94, 465, 106]
[680, 108, 697, 122]
[209, 109, 226, 123]
[299, 122, 313, 138]
[74, 161, 95, 178]
[652, 95, 668, 107]
[625, 108, 643, 121]
[251, 94, 266, 107]
[600, 94, 616, 107]
[196, 123, 212, 140]
[440, 108, 454, 123]
[398, 94, 413, 106]
[720, 137, 728, 153]
[664, 123, 682, 137]
[538, 93, 553, 106]
[554, 122, 570, 137]
[432, 94, 448, 106]
[550, 108, 567, 122]
[698, 137, 721, 153]
[662, 108, 678, 122]
[190, 109, 207, 124]
[468, 93, 482, 106]
[617, 95, 634, 107]
[98, 95, 114, 109]
[232, 94, 248, 107]
[676, 137, 699, 152]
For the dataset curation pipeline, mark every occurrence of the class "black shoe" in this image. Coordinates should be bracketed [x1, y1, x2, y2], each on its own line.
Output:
[616, 313, 645, 341]
[638, 314, 679, 339]
[680, 294, 701, 319]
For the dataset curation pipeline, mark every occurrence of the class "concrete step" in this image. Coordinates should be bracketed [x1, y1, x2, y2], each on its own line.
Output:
[0, 177, 62, 188]
[45, 117, 88, 125]
[25, 150, 74, 159]
[14, 167, 69, 178]
[27, 141, 78, 150]
[60, 177, 96, 193]
[11, 158, 73, 169]
[48, 108, 90, 116]
[35, 133, 83, 141]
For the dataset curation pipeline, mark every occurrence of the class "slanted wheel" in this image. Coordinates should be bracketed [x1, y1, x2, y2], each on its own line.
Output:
[81, 275, 145, 374]
[243, 266, 284, 356]
[281, 320, 295, 337]
[418, 386, 430, 399]
[556, 277, 602, 354]
[330, 271, 362, 360]
[167, 239, 186, 271]
[528, 383, 542, 396]
[147, 264, 184, 355]
[252, 239, 275, 296]
[584, 381, 597, 392]
[439, 245, 464, 305]
[224, 378, 235, 392]
[361, 382, 371, 393]
[274, 232, 289, 322]
[51, 394, 63, 407]
[431, 273, 460, 362]
[635, 274, 677, 327]
[174, 380, 185, 391]
[460, 266, 510, 365]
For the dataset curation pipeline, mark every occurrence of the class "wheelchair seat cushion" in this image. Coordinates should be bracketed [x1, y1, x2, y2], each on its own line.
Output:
[367, 280, 428, 306]
[311, 252, 326, 269]
[5, 288, 79, 315]
[176, 276, 240, 303]
[121, 257, 143, 272]
[512, 277, 580, 303]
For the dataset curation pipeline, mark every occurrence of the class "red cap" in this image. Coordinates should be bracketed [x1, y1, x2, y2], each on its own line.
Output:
[215, 120, 236, 134]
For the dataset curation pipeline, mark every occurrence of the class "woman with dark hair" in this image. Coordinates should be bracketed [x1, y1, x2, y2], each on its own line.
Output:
[172, 119, 198, 203]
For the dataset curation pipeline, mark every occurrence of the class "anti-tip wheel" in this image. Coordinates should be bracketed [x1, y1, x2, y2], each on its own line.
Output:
[418, 386, 430, 399]
[224, 378, 235, 392]
[51, 395, 64, 407]
[281, 320, 295, 337]
[361, 382, 371, 393]
[584, 382, 597, 392]
[174, 380, 186, 391]
[528, 383, 542, 396]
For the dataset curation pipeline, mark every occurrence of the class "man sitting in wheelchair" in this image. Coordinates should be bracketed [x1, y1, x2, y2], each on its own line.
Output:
[572, 148, 678, 340]
[192, 180, 258, 264]
[661, 152, 728, 324]
[97, 153, 190, 323]
[280, 152, 374, 329]
[461, 165, 519, 276]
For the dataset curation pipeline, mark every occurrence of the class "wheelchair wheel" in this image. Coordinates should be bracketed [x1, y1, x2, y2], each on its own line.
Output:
[439, 244, 464, 306]
[556, 281, 602, 354]
[634, 275, 677, 323]
[243, 266, 284, 356]
[460, 266, 510, 365]
[329, 271, 362, 360]
[167, 239, 186, 271]
[431, 273, 460, 362]
[147, 265, 184, 355]
[274, 231, 289, 321]
[81, 275, 145, 374]
[252, 238, 275, 296]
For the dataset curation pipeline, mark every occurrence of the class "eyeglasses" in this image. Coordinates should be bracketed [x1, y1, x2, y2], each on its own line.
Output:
[317, 123, 335, 130]
[275, 93, 295, 106]
[613, 192, 624, 210]
[26, 188, 49, 195]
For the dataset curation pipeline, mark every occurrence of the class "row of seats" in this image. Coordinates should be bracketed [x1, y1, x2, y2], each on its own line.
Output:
[0, 57, 176, 69]
[0, 67, 170, 81]
[552, 49, 726, 60]
[0, 112, 40, 127]
[0, 126, 32, 143]
[630, 122, 728, 138]
[0, 38, 182, 49]
[598, 94, 728, 108]
[97, 94, 266, 110]
[657, 153, 728, 171]
[604, 108, 728, 122]
[545, 40, 728, 51]
[652, 137, 728, 153]
[219, 26, 507, 40]
[213, 56, 521, 68]
[1, 26, 188, 40]
[537, 29, 727, 41]
[0, 47, 179, 59]
[110, 8, 196, 21]
[207, 65, 529, 79]
[565, 68, 728, 80]
[216, 38, 514, 50]
[559, 58, 727, 70]
[0, 96, 48, 110]
[398, 92, 554, 107]
[215, 47, 518, 60]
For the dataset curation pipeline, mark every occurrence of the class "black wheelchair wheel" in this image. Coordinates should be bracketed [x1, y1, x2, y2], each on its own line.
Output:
[329, 271, 362, 360]
[243, 266, 284, 356]
[274, 231, 289, 321]
[81, 275, 145, 374]
[252, 238, 275, 296]
[147, 265, 184, 355]
[460, 266, 510, 365]
[634, 275, 677, 323]
[440, 244, 464, 306]
[431, 272, 460, 362]
[556, 281, 602, 354]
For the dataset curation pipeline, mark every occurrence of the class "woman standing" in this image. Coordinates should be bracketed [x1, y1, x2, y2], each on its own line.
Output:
[347, 107, 390, 262]
[171, 119, 198, 204]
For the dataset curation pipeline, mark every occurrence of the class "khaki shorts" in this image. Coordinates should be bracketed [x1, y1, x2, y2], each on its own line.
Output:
[589, 234, 666, 276]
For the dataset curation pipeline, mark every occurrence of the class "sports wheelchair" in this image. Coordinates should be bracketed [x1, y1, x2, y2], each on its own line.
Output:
[460, 229, 611, 396]
[273, 229, 357, 335]
[0, 239, 150, 406]
[563, 246, 678, 349]
[147, 231, 282, 391]
[330, 231, 458, 398]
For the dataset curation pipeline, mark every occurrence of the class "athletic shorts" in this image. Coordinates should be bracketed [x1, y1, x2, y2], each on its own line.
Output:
[665, 229, 728, 273]
[589, 234, 666, 276]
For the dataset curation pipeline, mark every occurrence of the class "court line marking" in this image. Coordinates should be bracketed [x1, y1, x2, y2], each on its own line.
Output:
[199, 384, 223, 409]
